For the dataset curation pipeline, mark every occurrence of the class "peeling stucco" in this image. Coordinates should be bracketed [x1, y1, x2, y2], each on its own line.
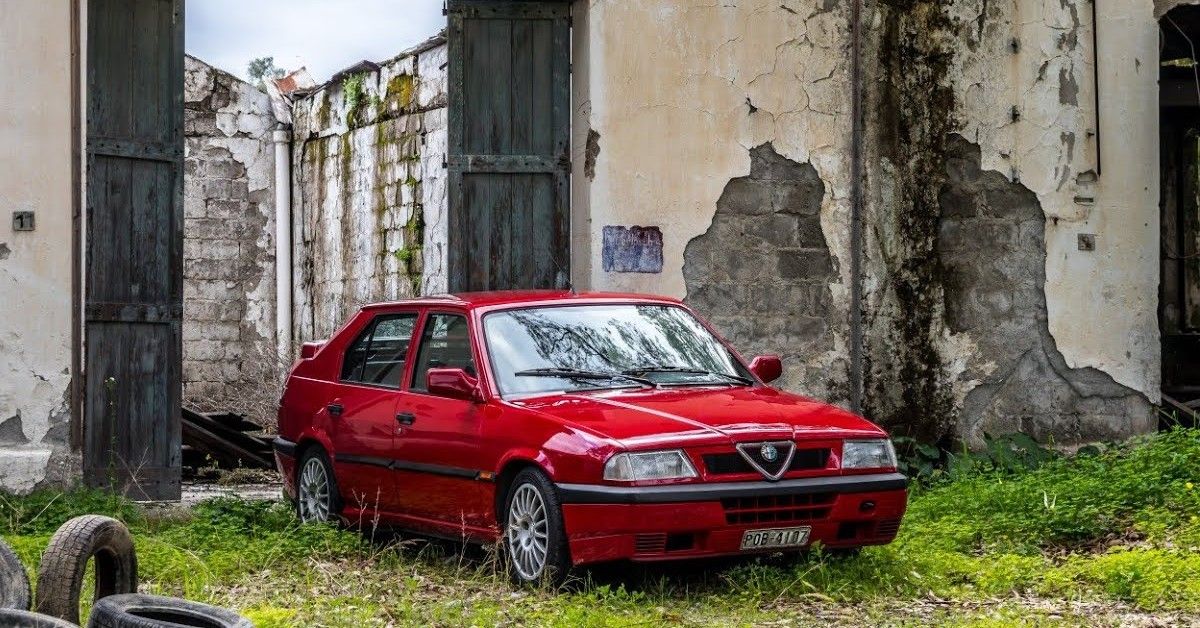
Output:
[577, 0, 1159, 446]
[685, 143, 835, 396]
[0, 0, 77, 492]
[575, 0, 857, 406]
[182, 55, 280, 419]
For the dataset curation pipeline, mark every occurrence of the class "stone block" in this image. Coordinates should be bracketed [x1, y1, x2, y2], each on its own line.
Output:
[777, 250, 833, 279]
[716, 178, 773, 216]
[774, 181, 823, 215]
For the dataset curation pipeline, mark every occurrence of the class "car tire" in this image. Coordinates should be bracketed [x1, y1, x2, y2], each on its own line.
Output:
[34, 515, 138, 625]
[296, 446, 341, 523]
[86, 593, 253, 628]
[501, 468, 571, 587]
[0, 537, 32, 610]
[0, 609, 79, 628]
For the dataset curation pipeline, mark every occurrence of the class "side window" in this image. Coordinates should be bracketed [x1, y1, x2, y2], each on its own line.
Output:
[340, 313, 417, 387]
[411, 314, 475, 391]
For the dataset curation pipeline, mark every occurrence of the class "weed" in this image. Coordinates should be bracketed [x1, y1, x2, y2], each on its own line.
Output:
[2, 429, 1198, 625]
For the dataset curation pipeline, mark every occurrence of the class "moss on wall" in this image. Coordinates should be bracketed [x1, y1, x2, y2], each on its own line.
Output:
[862, 0, 961, 443]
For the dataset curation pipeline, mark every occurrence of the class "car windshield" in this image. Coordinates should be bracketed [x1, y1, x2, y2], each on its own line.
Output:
[483, 304, 751, 396]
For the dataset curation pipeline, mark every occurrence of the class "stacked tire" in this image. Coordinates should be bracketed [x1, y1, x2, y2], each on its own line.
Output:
[0, 537, 73, 627]
[1, 515, 253, 627]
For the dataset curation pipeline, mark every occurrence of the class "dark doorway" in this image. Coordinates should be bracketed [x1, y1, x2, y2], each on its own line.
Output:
[446, 0, 571, 292]
[84, 0, 185, 500]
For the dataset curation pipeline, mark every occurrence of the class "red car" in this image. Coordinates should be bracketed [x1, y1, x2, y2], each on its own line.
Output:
[274, 291, 907, 584]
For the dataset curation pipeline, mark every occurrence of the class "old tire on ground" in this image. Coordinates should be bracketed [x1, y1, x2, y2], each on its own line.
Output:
[35, 515, 138, 624]
[86, 593, 252, 628]
[0, 609, 79, 628]
[501, 467, 572, 587]
[0, 537, 32, 610]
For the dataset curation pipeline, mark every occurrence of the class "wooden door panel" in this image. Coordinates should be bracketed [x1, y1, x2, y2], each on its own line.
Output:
[448, 0, 570, 292]
[84, 0, 184, 500]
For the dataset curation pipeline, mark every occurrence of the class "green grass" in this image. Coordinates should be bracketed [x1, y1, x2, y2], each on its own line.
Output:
[3, 429, 1200, 626]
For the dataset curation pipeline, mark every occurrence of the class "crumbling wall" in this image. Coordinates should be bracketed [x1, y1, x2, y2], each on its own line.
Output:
[575, 0, 857, 405]
[684, 144, 834, 394]
[939, 137, 1151, 445]
[182, 56, 279, 417]
[579, 0, 1157, 446]
[861, 0, 1156, 444]
[291, 37, 448, 342]
[0, 0, 78, 492]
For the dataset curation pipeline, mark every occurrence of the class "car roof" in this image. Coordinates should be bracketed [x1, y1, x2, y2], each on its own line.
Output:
[360, 290, 683, 311]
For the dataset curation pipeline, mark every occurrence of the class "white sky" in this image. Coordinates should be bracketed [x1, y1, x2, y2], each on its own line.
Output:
[186, 0, 446, 83]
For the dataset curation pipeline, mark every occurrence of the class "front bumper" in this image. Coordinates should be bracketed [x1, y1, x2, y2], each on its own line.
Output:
[558, 472, 908, 565]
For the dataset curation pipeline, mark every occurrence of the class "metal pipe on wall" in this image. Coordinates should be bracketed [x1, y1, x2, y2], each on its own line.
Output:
[273, 126, 293, 362]
[848, 0, 865, 414]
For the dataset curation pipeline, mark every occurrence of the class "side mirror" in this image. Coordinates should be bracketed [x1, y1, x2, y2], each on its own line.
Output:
[427, 368, 483, 402]
[300, 341, 324, 359]
[749, 355, 783, 384]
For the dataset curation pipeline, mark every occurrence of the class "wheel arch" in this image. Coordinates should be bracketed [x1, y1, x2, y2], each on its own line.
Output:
[492, 456, 552, 524]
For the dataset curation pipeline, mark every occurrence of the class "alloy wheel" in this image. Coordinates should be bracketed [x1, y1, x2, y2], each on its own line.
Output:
[506, 483, 550, 580]
[298, 457, 331, 522]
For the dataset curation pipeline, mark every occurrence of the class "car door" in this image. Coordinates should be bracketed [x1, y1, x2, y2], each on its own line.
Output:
[327, 311, 418, 514]
[392, 311, 494, 531]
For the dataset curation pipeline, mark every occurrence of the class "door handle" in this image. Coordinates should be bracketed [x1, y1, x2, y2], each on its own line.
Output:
[396, 412, 416, 426]
[327, 403, 343, 417]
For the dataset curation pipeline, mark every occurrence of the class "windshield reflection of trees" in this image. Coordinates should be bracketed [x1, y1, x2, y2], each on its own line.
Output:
[502, 305, 737, 380]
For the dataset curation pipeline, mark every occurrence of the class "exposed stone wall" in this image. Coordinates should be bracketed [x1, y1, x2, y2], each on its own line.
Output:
[859, 0, 1155, 444]
[290, 37, 448, 342]
[684, 144, 834, 395]
[574, 0, 857, 406]
[577, 0, 1158, 447]
[939, 137, 1152, 446]
[183, 56, 278, 416]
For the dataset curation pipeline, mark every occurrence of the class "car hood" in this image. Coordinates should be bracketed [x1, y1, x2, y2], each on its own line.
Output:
[510, 386, 887, 448]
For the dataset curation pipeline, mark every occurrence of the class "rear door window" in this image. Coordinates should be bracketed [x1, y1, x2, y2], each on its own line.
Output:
[340, 313, 418, 387]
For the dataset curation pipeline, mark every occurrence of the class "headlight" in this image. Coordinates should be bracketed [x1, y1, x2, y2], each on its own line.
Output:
[842, 439, 897, 469]
[603, 450, 698, 481]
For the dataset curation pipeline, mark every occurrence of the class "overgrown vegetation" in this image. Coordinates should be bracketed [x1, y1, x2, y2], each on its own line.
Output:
[3, 430, 1199, 626]
[342, 72, 368, 127]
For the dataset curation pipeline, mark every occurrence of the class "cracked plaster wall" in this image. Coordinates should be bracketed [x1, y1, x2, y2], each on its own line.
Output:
[573, 0, 856, 405]
[183, 56, 279, 417]
[290, 39, 448, 342]
[0, 0, 78, 492]
[574, 0, 1159, 444]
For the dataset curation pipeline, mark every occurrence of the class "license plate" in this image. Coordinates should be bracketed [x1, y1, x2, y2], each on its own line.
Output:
[740, 526, 812, 550]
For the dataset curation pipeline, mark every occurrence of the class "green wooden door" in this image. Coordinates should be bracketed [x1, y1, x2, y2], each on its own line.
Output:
[84, 0, 184, 500]
[447, 0, 571, 291]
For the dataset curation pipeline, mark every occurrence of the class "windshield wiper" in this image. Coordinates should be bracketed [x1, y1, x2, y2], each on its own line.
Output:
[514, 368, 656, 388]
[623, 365, 753, 386]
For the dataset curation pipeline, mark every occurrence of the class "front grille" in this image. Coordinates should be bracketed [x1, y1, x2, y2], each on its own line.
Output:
[633, 533, 695, 555]
[721, 493, 834, 525]
[703, 448, 830, 475]
[876, 517, 902, 538]
[634, 533, 666, 554]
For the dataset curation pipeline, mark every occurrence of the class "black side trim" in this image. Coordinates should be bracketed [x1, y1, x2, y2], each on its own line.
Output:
[337, 454, 392, 469]
[334, 454, 490, 480]
[392, 459, 479, 479]
[556, 472, 909, 505]
[273, 437, 297, 458]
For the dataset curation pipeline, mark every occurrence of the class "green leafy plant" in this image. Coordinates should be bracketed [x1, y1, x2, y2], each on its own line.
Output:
[342, 73, 368, 127]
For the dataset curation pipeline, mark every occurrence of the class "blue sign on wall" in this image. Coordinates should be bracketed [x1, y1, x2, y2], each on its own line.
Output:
[602, 225, 664, 273]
